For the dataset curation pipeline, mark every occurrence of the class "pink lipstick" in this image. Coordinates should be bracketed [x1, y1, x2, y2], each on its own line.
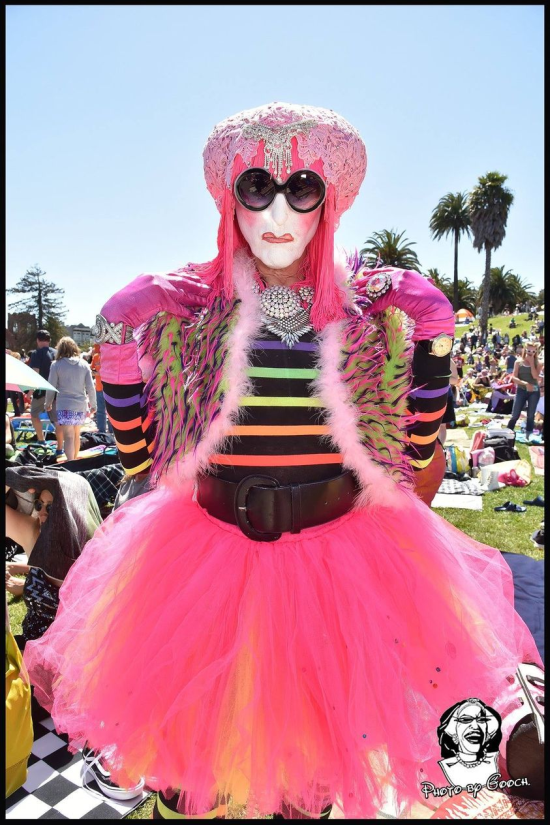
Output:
[262, 233, 294, 243]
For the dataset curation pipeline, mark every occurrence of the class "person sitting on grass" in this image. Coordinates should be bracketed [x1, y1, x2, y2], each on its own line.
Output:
[6, 413, 16, 460]
[487, 371, 515, 414]
[461, 369, 477, 404]
[5, 465, 101, 651]
[471, 368, 492, 402]
[5, 466, 144, 802]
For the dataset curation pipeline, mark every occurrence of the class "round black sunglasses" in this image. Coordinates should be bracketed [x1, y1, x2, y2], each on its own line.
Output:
[34, 500, 53, 514]
[234, 167, 326, 214]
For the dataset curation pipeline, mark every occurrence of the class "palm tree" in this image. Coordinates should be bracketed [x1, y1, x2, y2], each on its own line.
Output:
[424, 267, 451, 291]
[429, 192, 471, 313]
[454, 279, 478, 315]
[468, 172, 514, 336]
[477, 266, 514, 315]
[360, 229, 421, 271]
[477, 266, 536, 316]
[423, 268, 476, 314]
[443, 278, 478, 315]
[507, 273, 536, 307]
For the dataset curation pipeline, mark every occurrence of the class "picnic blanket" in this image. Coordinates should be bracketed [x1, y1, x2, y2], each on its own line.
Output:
[437, 478, 484, 496]
[5, 696, 151, 819]
[431, 494, 483, 510]
[502, 552, 545, 663]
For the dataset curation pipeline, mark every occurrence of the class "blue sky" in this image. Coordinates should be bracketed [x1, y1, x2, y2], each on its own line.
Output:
[6, 5, 544, 327]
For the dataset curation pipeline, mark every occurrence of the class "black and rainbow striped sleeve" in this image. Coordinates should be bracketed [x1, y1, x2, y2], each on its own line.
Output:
[102, 380, 154, 475]
[405, 343, 451, 470]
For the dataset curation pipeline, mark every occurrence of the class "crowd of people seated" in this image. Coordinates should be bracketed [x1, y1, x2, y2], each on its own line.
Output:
[448, 322, 544, 440]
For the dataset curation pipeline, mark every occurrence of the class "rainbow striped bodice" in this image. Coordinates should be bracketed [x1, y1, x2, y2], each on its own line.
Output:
[209, 329, 343, 484]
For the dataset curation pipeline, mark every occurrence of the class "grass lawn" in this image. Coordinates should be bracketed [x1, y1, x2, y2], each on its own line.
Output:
[455, 311, 543, 341]
[7, 431, 543, 819]
[433, 432, 543, 560]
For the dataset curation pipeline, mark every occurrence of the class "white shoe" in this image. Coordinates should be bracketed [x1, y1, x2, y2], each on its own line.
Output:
[81, 747, 145, 801]
[480, 470, 501, 492]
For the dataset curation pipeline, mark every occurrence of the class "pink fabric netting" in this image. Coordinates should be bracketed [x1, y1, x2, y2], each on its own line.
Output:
[24, 483, 540, 818]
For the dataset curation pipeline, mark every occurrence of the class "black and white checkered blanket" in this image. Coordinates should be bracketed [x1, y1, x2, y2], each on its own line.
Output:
[5, 697, 151, 819]
[437, 478, 485, 496]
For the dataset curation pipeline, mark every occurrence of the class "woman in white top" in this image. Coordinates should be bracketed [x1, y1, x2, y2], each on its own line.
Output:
[46, 337, 96, 460]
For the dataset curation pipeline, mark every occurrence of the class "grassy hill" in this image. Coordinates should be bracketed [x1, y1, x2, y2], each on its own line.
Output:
[455, 311, 543, 341]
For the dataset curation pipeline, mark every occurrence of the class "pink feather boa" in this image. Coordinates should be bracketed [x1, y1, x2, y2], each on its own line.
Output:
[313, 321, 406, 509]
[162, 250, 263, 489]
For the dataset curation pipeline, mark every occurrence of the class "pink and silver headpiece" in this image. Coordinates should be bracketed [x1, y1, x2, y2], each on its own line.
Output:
[203, 102, 367, 219]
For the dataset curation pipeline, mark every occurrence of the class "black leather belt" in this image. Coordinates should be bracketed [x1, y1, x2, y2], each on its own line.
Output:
[196, 471, 359, 542]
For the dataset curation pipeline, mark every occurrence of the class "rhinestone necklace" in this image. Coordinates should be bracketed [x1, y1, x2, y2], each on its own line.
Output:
[257, 284, 315, 348]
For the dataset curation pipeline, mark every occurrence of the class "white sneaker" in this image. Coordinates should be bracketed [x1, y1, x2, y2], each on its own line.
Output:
[480, 469, 502, 492]
[81, 747, 145, 801]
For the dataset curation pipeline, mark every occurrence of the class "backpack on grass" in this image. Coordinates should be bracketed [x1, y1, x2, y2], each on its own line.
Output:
[483, 436, 520, 464]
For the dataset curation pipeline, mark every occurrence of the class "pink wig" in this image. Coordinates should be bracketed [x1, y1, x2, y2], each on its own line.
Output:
[197, 138, 346, 331]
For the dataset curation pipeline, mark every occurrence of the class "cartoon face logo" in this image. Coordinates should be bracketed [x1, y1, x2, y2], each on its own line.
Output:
[450, 701, 499, 755]
[437, 699, 502, 787]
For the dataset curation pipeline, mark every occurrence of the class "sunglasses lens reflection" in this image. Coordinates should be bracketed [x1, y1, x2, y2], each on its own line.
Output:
[235, 170, 274, 210]
[286, 171, 325, 212]
[235, 169, 326, 213]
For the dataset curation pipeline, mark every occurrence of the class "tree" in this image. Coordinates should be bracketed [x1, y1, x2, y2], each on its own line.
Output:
[507, 274, 536, 309]
[468, 172, 514, 336]
[456, 279, 478, 315]
[429, 192, 471, 312]
[445, 279, 477, 315]
[424, 269, 477, 314]
[360, 229, 421, 271]
[476, 266, 536, 316]
[537, 289, 544, 306]
[477, 266, 514, 315]
[424, 268, 451, 291]
[7, 265, 67, 339]
[47, 318, 70, 348]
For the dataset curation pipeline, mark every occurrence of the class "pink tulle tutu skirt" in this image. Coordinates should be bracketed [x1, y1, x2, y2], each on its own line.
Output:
[24, 480, 541, 817]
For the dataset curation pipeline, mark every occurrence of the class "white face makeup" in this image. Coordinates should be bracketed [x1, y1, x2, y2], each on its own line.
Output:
[235, 173, 323, 269]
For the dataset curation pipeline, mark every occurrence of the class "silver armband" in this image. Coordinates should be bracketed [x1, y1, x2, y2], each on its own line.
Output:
[91, 314, 134, 345]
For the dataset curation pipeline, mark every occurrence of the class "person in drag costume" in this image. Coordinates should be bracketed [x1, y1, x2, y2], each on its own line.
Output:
[25, 103, 544, 819]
